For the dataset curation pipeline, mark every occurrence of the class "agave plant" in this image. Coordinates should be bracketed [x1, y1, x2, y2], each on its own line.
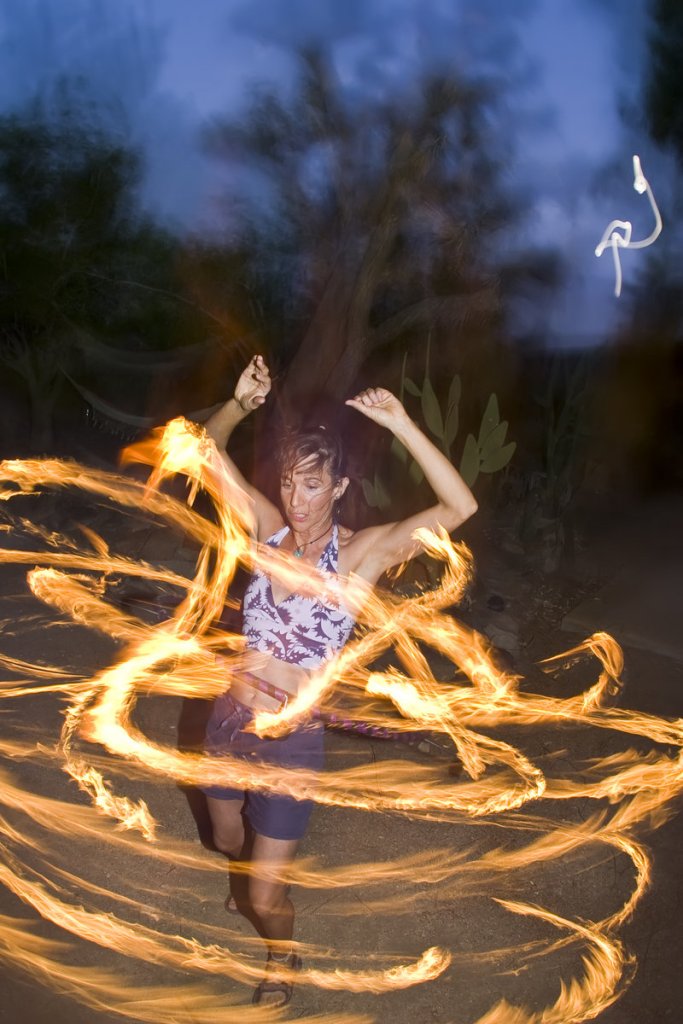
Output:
[363, 341, 516, 509]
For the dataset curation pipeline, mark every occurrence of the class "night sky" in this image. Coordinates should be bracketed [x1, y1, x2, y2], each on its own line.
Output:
[0, 0, 667, 345]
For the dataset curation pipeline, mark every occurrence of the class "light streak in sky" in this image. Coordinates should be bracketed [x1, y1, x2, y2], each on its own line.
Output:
[595, 154, 663, 297]
[0, 417, 681, 1022]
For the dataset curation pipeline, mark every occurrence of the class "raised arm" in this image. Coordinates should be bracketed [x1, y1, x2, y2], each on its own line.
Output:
[204, 355, 283, 541]
[345, 387, 477, 580]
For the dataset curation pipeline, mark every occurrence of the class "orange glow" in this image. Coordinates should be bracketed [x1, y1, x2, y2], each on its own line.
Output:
[0, 416, 680, 1022]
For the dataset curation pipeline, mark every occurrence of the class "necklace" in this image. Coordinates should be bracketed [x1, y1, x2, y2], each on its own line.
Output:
[292, 523, 333, 558]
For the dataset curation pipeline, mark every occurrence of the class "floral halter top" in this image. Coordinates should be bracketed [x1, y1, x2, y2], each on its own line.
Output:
[242, 524, 356, 669]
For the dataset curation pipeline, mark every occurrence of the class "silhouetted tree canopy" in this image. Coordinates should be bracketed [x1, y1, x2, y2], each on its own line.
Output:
[205, 47, 561, 408]
[0, 99, 213, 447]
[645, 0, 683, 166]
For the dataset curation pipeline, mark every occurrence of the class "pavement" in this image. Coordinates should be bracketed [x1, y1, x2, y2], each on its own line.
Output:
[557, 492, 683, 1024]
[0, 484, 682, 1024]
[562, 493, 683, 663]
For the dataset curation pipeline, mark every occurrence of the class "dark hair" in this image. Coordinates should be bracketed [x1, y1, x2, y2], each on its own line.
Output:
[277, 424, 346, 482]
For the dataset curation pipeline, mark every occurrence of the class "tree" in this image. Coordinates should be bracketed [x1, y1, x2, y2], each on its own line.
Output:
[596, 0, 683, 493]
[0, 98, 154, 448]
[205, 48, 559, 410]
[0, 91, 242, 451]
[645, 0, 683, 167]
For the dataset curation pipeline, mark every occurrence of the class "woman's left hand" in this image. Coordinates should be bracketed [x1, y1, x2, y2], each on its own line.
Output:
[345, 387, 408, 431]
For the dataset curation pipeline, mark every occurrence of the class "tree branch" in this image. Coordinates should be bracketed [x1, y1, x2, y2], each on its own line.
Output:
[367, 288, 498, 350]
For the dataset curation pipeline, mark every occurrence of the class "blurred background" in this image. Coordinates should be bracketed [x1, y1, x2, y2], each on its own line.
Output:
[0, 0, 681, 576]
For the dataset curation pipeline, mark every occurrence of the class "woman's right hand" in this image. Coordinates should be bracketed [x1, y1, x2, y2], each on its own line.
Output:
[234, 355, 271, 412]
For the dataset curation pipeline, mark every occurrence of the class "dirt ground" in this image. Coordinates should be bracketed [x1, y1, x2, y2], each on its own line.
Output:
[0, 471, 681, 1024]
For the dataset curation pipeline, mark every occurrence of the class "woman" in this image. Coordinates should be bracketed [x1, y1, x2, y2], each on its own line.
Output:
[203, 355, 477, 1006]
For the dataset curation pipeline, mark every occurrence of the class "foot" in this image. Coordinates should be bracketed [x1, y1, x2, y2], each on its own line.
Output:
[252, 951, 302, 1007]
[225, 894, 239, 915]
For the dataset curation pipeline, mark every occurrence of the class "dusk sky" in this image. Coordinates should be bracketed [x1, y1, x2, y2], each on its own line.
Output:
[0, 0, 668, 346]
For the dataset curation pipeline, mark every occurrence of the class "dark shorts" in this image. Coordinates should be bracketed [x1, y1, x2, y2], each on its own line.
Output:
[203, 691, 324, 841]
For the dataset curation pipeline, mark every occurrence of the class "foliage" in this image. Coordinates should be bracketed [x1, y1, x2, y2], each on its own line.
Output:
[645, 0, 683, 167]
[205, 47, 560, 405]
[362, 343, 516, 510]
[501, 352, 592, 570]
[458, 393, 516, 488]
[0, 106, 129, 444]
[0, 100, 214, 448]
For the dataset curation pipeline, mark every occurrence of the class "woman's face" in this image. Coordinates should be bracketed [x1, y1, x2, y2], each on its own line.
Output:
[280, 456, 343, 531]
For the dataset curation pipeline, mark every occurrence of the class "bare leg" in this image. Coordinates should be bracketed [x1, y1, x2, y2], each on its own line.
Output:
[247, 832, 299, 950]
[247, 832, 301, 1006]
[206, 796, 251, 910]
[207, 800, 302, 1003]
[206, 796, 245, 858]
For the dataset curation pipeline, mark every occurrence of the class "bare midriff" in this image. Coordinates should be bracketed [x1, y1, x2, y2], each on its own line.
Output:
[227, 649, 310, 713]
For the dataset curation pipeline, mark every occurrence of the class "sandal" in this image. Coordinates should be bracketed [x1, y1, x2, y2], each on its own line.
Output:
[252, 951, 302, 1007]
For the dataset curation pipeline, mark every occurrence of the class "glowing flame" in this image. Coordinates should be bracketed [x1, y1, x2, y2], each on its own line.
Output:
[0, 416, 680, 1022]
